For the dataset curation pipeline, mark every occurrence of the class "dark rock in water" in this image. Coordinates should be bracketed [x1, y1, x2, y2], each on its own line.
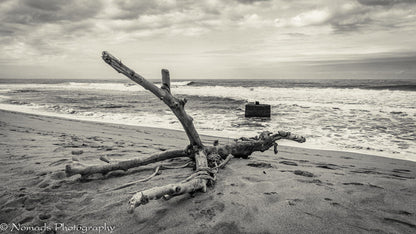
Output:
[245, 101, 271, 117]
[97, 104, 132, 109]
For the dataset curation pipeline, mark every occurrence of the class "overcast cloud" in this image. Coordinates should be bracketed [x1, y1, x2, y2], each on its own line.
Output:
[0, 0, 415, 79]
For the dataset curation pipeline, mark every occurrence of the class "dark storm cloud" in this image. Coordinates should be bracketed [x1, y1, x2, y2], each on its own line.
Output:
[328, 9, 373, 33]
[235, 0, 271, 4]
[272, 0, 415, 34]
[321, 0, 416, 34]
[25, 0, 61, 11]
[107, 0, 227, 34]
[112, 1, 173, 20]
[111, 0, 226, 22]
[357, 0, 416, 6]
[1, 0, 103, 25]
[0, 0, 415, 80]
[0, 0, 105, 58]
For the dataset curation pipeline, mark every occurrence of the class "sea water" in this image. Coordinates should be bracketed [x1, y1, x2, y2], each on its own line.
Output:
[0, 78, 415, 161]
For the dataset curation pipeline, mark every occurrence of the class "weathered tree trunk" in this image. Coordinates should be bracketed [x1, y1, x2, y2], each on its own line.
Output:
[65, 51, 306, 213]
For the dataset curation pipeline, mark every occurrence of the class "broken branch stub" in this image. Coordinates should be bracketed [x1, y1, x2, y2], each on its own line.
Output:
[161, 69, 171, 93]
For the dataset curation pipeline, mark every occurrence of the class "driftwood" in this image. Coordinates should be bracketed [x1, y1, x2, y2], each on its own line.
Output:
[66, 149, 189, 178]
[65, 51, 306, 213]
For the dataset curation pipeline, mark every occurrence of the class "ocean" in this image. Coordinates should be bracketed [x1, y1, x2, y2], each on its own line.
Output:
[0, 78, 415, 161]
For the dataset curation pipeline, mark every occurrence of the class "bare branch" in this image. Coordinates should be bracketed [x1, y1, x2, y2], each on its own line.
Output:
[102, 51, 202, 147]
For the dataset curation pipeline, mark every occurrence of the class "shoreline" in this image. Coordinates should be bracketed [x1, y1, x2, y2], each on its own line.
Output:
[0, 106, 413, 163]
[1, 109, 415, 233]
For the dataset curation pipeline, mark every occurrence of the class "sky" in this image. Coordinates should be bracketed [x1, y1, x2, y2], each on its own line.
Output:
[0, 0, 415, 80]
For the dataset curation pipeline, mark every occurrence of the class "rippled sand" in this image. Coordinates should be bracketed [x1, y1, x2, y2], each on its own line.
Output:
[0, 110, 415, 233]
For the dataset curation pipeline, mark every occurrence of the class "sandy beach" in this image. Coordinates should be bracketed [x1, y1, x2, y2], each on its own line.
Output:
[0, 109, 415, 233]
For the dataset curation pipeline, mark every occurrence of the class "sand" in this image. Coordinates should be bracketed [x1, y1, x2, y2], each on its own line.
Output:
[0, 109, 415, 234]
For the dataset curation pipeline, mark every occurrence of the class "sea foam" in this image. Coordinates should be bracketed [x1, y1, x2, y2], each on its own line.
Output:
[0, 80, 415, 161]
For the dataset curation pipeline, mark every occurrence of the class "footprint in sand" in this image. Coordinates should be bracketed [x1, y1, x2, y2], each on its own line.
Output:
[287, 198, 302, 206]
[50, 171, 66, 180]
[264, 191, 278, 195]
[279, 161, 298, 166]
[383, 217, 416, 229]
[279, 157, 309, 163]
[297, 179, 323, 185]
[315, 163, 340, 170]
[342, 182, 384, 190]
[342, 182, 364, 186]
[38, 213, 51, 220]
[71, 150, 84, 155]
[293, 170, 315, 177]
[211, 222, 242, 234]
[247, 162, 274, 168]
[36, 171, 47, 176]
[392, 169, 411, 173]
[38, 180, 50, 188]
[242, 176, 263, 183]
[384, 210, 413, 216]
[264, 191, 279, 203]
[49, 159, 69, 166]
[330, 202, 342, 207]
[190, 202, 225, 221]
[368, 183, 384, 189]
[23, 197, 42, 211]
[18, 216, 34, 224]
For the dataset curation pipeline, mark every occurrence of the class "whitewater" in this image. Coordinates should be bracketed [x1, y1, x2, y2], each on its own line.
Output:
[0, 78, 415, 161]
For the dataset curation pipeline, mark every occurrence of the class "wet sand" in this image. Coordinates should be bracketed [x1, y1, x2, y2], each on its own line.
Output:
[0, 109, 415, 233]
